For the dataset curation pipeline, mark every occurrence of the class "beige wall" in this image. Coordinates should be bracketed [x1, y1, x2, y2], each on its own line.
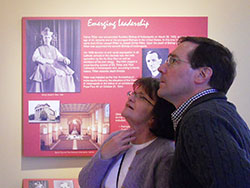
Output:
[1, 0, 250, 187]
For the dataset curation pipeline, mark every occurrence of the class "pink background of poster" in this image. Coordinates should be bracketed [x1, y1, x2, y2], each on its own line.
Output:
[22, 17, 207, 157]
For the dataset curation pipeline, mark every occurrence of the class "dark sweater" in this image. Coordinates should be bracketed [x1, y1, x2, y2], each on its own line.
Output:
[169, 92, 250, 188]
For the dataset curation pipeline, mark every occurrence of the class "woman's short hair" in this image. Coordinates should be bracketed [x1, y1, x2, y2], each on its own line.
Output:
[133, 77, 175, 140]
[150, 98, 175, 140]
[133, 77, 160, 101]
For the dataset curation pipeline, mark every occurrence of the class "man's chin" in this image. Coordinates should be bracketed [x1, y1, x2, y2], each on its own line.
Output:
[157, 88, 164, 97]
[158, 88, 170, 100]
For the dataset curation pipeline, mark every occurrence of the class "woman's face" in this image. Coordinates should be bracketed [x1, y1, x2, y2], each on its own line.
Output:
[121, 86, 155, 126]
[43, 35, 52, 45]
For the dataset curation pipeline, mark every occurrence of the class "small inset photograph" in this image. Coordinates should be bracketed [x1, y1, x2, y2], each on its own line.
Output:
[28, 180, 48, 188]
[40, 103, 110, 151]
[142, 48, 169, 79]
[28, 100, 60, 123]
[25, 19, 81, 93]
[53, 180, 74, 188]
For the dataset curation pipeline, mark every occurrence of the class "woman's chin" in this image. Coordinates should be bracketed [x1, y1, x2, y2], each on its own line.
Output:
[121, 109, 127, 118]
[121, 106, 131, 117]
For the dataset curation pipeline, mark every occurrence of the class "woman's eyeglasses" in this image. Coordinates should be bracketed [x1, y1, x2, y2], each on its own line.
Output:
[127, 91, 154, 106]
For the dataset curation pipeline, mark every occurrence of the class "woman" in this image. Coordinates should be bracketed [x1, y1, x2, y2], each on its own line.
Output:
[29, 27, 75, 93]
[78, 77, 176, 188]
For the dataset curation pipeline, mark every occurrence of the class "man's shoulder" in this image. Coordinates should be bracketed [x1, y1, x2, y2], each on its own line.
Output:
[181, 96, 248, 134]
[186, 96, 233, 116]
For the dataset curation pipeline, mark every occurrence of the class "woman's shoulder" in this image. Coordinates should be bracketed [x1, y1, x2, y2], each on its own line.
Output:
[107, 130, 121, 138]
[150, 137, 175, 153]
[100, 131, 121, 145]
[155, 137, 175, 145]
[136, 138, 174, 163]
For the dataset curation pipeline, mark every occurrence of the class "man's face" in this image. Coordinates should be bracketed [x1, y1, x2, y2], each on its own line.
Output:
[146, 52, 162, 73]
[43, 35, 52, 45]
[157, 41, 199, 107]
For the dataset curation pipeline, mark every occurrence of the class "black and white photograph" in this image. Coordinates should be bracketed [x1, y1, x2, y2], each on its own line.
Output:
[28, 180, 48, 188]
[53, 180, 74, 188]
[142, 48, 169, 79]
[25, 19, 81, 93]
[28, 100, 60, 123]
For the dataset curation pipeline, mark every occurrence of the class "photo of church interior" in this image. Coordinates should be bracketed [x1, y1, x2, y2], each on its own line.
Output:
[40, 103, 110, 151]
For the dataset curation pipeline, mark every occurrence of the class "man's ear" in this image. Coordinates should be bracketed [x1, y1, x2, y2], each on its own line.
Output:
[194, 67, 213, 84]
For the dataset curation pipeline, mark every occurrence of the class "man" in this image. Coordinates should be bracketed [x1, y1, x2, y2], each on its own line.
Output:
[145, 50, 162, 78]
[158, 36, 250, 187]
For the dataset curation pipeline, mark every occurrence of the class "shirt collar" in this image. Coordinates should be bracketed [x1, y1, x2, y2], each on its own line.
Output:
[171, 88, 218, 130]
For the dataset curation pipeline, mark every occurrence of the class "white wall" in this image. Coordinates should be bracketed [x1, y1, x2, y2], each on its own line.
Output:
[1, 0, 249, 187]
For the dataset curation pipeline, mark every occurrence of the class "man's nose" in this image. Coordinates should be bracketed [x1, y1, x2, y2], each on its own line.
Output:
[158, 63, 167, 73]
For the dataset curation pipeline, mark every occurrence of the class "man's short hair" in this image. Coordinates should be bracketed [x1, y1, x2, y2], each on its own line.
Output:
[178, 36, 236, 94]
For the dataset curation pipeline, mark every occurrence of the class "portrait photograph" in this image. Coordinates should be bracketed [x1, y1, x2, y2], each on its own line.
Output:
[142, 48, 169, 79]
[25, 19, 81, 93]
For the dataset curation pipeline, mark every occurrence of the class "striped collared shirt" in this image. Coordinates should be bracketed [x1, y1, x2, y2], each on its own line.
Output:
[171, 89, 218, 130]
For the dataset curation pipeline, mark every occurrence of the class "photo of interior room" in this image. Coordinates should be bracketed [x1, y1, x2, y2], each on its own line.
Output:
[40, 103, 110, 151]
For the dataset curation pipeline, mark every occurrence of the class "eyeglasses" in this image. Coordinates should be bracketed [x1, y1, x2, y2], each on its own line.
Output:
[127, 91, 154, 106]
[165, 55, 189, 66]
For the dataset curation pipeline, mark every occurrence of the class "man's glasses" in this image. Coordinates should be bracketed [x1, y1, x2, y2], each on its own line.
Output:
[127, 91, 154, 106]
[165, 55, 189, 66]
